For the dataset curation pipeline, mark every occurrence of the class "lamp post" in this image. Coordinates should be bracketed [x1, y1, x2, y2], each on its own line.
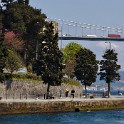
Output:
[35, 24, 45, 60]
[36, 40, 38, 60]
[75, 22, 77, 36]
[60, 26, 63, 49]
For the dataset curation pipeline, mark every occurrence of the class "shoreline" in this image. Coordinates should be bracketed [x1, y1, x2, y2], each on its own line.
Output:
[0, 97, 124, 115]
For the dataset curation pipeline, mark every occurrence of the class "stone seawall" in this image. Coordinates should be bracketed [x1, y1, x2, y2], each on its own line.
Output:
[0, 98, 124, 115]
[0, 80, 82, 99]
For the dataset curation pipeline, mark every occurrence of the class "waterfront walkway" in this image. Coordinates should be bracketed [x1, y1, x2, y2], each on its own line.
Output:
[0, 95, 124, 103]
[0, 95, 123, 114]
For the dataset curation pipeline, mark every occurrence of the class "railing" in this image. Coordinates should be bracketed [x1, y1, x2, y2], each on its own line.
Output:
[0, 92, 106, 100]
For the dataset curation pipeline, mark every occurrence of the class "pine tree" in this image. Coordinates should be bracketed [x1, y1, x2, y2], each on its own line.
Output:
[99, 49, 121, 98]
[34, 22, 65, 98]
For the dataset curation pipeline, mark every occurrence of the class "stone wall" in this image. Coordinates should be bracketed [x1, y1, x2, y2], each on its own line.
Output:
[0, 99, 124, 114]
[0, 80, 83, 99]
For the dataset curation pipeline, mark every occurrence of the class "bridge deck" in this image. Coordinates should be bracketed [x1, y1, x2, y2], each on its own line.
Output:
[59, 36, 124, 41]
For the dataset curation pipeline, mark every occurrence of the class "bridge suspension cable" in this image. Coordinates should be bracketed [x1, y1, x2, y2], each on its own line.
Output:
[46, 17, 124, 40]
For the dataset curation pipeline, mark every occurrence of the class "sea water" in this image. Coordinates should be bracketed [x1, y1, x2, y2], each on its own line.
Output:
[0, 109, 124, 124]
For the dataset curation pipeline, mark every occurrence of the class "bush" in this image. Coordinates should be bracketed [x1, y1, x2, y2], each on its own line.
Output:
[62, 77, 80, 86]
[5, 73, 41, 81]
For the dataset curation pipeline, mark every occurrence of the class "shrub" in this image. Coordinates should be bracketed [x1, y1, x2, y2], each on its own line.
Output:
[5, 73, 41, 81]
[62, 77, 80, 86]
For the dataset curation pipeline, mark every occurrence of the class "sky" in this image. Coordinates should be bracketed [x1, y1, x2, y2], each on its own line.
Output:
[29, 0, 124, 70]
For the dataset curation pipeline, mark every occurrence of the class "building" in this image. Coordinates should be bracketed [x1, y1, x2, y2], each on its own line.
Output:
[46, 20, 58, 35]
[52, 21, 58, 35]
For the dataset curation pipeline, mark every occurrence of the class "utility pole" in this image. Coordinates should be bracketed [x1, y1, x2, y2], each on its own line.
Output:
[60, 26, 63, 49]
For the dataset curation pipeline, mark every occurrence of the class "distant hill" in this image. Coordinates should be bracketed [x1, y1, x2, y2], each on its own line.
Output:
[91, 71, 124, 88]
[95, 71, 124, 82]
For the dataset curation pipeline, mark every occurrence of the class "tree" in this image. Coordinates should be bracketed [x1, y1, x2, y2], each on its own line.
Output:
[4, 31, 24, 51]
[1, 0, 46, 66]
[1, 0, 14, 4]
[63, 42, 82, 62]
[5, 49, 23, 74]
[0, 34, 8, 83]
[25, 0, 29, 5]
[98, 49, 121, 98]
[74, 48, 98, 95]
[0, 10, 8, 83]
[62, 42, 82, 78]
[17, 0, 29, 4]
[17, 0, 24, 4]
[0, 4, 3, 33]
[34, 22, 65, 98]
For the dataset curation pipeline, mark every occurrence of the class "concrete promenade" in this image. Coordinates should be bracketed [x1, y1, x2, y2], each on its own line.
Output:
[0, 95, 124, 103]
[0, 96, 123, 115]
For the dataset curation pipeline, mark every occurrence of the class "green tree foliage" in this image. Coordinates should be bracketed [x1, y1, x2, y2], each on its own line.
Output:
[63, 42, 82, 61]
[0, 13, 2, 33]
[62, 42, 82, 78]
[1, 0, 14, 4]
[0, 10, 8, 83]
[0, 34, 8, 83]
[34, 22, 65, 98]
[5, 49, 23, 74]
[74, 48, 98, 94]
[25, 0, 29, 5]
[17, 0, 24, 4]
[0, 2, 4, 33]
[17, 0, 29, 4]
[2, 1, 46, 35]
[98, 49, 121, 98]
[1, 0, 46, 66]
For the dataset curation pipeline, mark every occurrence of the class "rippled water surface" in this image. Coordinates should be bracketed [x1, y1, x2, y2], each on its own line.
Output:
[0, 110, 124, 124]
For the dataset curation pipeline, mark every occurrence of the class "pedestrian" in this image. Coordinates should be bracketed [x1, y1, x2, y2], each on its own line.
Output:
[65, 89, 69, 97]
[71, 89, 75, 98]
[36, 94, 40, 100]
[118, 90, 122, 95]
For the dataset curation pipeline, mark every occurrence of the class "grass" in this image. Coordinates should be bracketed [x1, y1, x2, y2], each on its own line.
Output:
[62, 77, 81, 86]
[5, 73, 81, 86]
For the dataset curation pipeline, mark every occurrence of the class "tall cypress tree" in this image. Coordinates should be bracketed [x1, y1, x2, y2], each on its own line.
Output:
[99, 49, 121, 98]
[34, 22, 65, 98]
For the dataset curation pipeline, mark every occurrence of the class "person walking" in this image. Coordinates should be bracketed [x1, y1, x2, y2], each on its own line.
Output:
[65, 89, 69, 97]
[71, 89, 75, 98]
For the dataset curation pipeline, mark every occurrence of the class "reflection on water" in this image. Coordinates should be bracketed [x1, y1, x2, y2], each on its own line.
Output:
[0, 110, 124, 124]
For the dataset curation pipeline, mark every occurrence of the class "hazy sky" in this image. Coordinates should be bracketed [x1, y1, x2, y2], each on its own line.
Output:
[29, 0, 124, 70]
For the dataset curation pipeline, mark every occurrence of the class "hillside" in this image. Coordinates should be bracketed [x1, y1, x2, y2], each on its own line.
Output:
[119, 71, 124, 80]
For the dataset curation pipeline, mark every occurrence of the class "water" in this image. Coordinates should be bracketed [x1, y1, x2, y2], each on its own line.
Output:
[0, 110, 124, 124]
[86, 90, 124, 95]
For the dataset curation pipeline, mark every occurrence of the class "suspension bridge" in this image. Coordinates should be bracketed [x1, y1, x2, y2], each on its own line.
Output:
[47, 18, 124, 41]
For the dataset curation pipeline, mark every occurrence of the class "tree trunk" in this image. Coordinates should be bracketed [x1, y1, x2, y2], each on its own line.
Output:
[46, 83, 50, 99]
[85, 84, 87, 98]
[108, 82, 110, 98]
